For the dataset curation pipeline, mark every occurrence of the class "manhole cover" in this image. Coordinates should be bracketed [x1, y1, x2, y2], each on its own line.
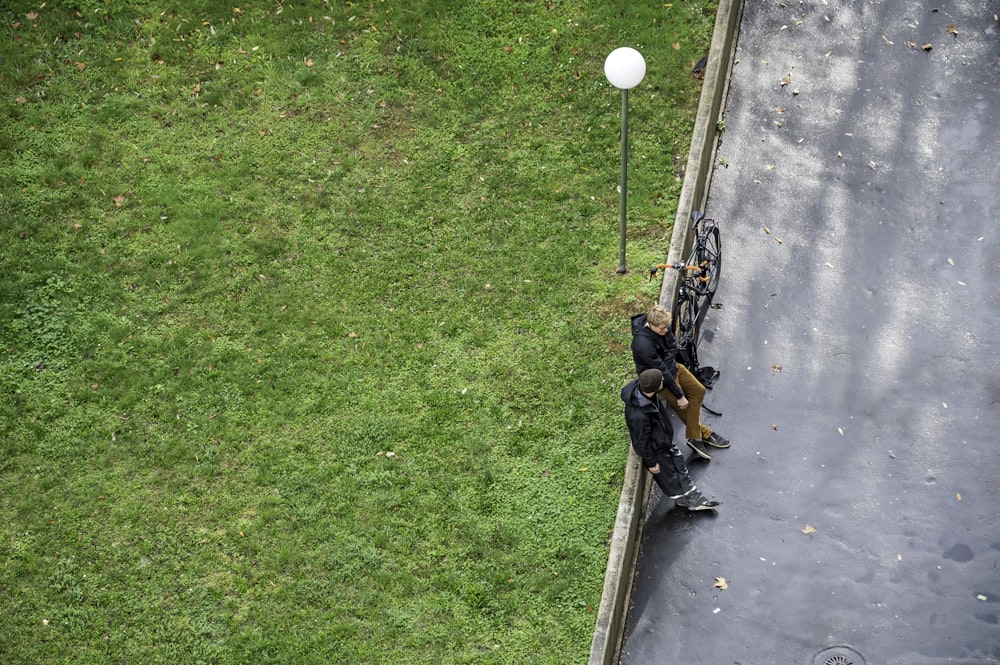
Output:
[812, 646, 867, 665]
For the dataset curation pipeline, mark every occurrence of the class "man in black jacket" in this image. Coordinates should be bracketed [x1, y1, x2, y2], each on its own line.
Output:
[631, 304, 731, 460]
[622, 369, 720, 511]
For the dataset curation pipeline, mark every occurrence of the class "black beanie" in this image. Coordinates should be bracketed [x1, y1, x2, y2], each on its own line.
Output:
[638, 368, 663, 394]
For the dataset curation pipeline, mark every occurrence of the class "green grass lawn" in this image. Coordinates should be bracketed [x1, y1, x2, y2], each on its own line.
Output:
[0, 1, 715, 662]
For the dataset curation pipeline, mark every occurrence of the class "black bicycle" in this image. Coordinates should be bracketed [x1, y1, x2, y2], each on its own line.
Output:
[650, 210, 721, 384]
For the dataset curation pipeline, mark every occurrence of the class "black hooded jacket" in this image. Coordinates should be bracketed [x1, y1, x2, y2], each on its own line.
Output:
[630, 313, 684, 399]
[621, 378, 676, 468]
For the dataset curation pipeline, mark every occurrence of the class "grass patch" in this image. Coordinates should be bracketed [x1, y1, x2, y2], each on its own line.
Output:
[1, 0, 715, 662]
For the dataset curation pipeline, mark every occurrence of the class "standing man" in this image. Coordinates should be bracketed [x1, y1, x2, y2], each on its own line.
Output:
[631, 304, 731, 460]
[622, 369, 720, 511]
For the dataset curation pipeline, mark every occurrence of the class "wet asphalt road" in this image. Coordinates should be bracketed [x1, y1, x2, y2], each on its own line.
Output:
[621, 1, 1000, 664]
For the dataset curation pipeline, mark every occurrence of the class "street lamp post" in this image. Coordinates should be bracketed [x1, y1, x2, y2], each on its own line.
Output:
[604, 47, 646, 275]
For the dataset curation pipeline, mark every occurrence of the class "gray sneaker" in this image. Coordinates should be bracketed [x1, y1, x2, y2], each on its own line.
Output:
[675, 490, 720, 511]
[686, 438, 712, 460]
[704, 432, 731, 449]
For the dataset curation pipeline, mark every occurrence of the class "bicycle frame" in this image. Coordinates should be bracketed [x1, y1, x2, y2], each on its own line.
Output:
[650, 210, 722, 373]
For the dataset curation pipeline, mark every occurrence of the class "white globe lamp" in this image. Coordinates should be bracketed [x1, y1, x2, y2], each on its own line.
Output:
[604, 48, 646, 274]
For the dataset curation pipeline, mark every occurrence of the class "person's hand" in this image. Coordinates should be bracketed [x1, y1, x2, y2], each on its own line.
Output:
[677, 396, 689, 410]
[648, 464, 661, 475]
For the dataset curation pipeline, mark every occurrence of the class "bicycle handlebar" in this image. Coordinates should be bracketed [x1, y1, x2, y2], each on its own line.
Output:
[654, 263, 703, 272]
[649, 262, 712, 283]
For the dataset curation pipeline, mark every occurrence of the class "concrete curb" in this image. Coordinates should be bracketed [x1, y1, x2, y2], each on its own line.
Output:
[587, 1, 745, 663]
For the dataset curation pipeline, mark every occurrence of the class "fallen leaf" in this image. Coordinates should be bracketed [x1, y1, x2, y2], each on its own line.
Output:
[771, 365, 783, 372]
[672, 42, 681, 50]
[802, 524, 817, 534]
[347, 331, 358, 338]
[714, 577, 728, 590]
[882, 35, 894, 46]
[113, 194, 126, 207]
[946, 24, 958, 35]
[385, 451, 396, 458]
[922, 43, 933, 51]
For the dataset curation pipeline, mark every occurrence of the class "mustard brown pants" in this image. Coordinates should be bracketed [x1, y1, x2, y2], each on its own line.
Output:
[658, 364, 712, 441]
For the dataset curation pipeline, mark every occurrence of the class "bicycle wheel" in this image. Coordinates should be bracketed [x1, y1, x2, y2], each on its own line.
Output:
[698, 225, 721, 297]
[672, 292, 700, 369]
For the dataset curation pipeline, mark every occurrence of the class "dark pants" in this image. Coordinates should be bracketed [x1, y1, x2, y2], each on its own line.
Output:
[649, 447, 696, 498]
